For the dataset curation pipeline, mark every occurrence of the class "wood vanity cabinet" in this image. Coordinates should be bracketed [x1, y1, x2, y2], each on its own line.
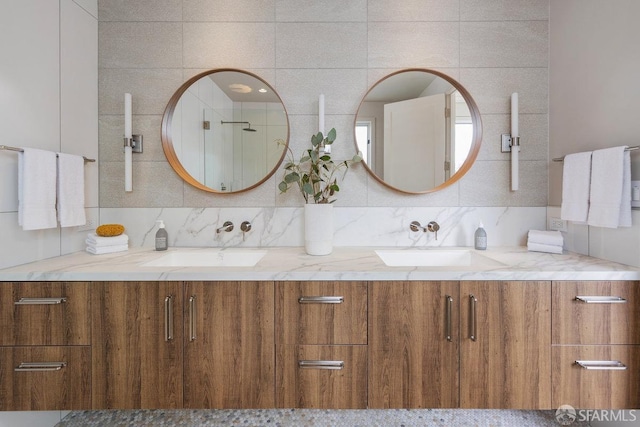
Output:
[459, 281, 551, 409]
[368, 281, 459, 408]
[91, 281, 183, 409]
[551, 280, 640, 409]
[183, 281, 274, 409]
[92, 281, 274, 409]
[369, 280, 551, 410]
[0, 282, 91, 410]
[276, 281, 367, 409]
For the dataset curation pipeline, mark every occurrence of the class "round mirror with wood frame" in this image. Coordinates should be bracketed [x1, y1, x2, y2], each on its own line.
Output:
[354, 68, 482, 194]
[161, 68, 290, 193]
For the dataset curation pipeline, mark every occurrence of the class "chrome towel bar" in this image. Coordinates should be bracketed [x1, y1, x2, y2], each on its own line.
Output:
[0, 144, 95, 163]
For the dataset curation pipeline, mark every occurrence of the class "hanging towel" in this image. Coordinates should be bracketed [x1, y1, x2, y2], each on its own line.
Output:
[527, 242, 563, 254]
[57, 153, 86, 227]
[587, 146, 631, 228]
[527, 230, 564, 247]
[18, 148, 57, 230]
[86, 244, 129, 255]
[560, 151, 592, 222]
[86, 233, 129, 247]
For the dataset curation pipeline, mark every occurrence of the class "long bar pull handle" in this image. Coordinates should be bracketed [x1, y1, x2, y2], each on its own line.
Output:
[298, 360, 344, 370]
[164, 295, 174, 342]
[575, 296, 627, 304]
[15, 298, 67, 305]
[469, 294, 477, 342]
[189, 295, 196, 341]
[575, 360, 627, 370]
[445, 295, 453, 342]
[15, 362, 67, 372]
[298, 296, 344, 304]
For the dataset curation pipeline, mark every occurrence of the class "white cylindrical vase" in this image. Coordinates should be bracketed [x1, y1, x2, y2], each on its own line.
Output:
[304, 203, 333, 256]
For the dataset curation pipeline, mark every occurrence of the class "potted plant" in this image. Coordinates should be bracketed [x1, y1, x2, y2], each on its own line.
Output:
[278, 128, 361, 255]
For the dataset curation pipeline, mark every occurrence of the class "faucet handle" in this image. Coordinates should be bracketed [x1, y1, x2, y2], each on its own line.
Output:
[216, 221, 234, 234]
[410, 221, 426, 232]
[427, 221, 440, 240]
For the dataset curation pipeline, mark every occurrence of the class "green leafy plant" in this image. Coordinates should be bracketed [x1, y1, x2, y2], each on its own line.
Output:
[278, 128, 361, 204]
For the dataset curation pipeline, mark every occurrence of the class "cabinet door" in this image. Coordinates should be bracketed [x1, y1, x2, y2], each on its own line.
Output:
[184, 281, 275, 408]
[460, 281, 551, 409]
[368, 281, 459, 408]
[552, 281, 640, 345]
[92, 281, 183, 409]
[0, 282, 90, 345]
[276, 281, 367, 345]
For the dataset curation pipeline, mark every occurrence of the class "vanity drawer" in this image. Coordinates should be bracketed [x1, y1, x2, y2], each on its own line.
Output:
[0, 282, 90, 346]
[552, 281, 640, 345]
[0, 346, 91, 410]
[276, 344, 367, 409]
[552, 345, 640, 409]
[276, 281, 367, 345]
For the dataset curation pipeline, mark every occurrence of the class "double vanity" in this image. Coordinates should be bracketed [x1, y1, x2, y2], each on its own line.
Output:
[0, 246, 638, 411]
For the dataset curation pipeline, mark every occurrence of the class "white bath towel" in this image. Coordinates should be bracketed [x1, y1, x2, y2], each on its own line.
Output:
[587, 146, 631, 228]
[57, 153, 86, 227]
[560, 151, 592, 222]
[18, 148, 58, 230]
[86, 244, 129, 255]
[527, 230, 564, 247]
[527, 242, 563, 254]
[86, 233, 129, 247]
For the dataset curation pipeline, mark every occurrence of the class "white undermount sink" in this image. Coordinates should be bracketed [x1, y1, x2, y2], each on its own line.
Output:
[141, 249, 267, 267]
[375, 249, 499, 267]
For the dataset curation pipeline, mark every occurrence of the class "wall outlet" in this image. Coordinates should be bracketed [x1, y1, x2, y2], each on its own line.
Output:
[548, 217, 568, 232]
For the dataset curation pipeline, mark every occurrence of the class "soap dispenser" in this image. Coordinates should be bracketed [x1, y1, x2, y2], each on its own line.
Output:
[474, 222, 487, 250]
[155, 220, 168, 251]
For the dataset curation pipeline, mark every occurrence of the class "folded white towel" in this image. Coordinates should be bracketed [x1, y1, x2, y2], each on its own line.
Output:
[527, 242, 563, 254]
[560, 151, 592, 222]
[587, 146, 631, 228]
[86, 233, 129, 247]
[86, 244, 128, 255]
[57, 153, 86, 227]
[18, 148, 58, 230]
[528, 230, 564, 247]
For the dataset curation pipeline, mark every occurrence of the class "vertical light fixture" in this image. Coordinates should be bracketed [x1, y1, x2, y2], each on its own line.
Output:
[319, 94, 330, 154]
[510, 92, 519, 191]
[123, 93, 143, 192]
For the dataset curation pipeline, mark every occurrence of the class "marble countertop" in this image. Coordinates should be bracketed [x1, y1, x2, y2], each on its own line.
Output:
[1, 246, 639, 281]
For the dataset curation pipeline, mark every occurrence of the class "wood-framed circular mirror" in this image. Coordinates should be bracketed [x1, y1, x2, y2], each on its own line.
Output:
[161, 68, 290, 193]
[354, 68, 482, 194]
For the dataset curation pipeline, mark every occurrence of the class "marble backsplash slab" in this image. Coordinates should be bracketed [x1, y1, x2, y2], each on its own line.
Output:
[99, 206, 546, 249]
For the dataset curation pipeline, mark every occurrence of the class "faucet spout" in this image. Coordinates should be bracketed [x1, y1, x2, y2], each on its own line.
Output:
[216, 221, 234, 234]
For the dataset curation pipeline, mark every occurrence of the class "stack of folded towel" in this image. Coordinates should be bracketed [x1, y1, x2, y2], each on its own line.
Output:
[527, 230, 564, 254]
[86, 232, 129, 255]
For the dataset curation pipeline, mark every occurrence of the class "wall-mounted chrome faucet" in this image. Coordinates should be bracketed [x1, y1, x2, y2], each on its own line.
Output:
[240, 221, 252, 241]
[410, 220, 440, 240]
[216, 221, 234, 234]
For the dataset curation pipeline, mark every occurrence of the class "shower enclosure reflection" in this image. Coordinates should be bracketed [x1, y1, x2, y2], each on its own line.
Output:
[162, 69, 289, 193]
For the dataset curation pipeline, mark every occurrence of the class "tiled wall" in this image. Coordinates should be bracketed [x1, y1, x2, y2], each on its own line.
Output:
[98, 0, 550, 213]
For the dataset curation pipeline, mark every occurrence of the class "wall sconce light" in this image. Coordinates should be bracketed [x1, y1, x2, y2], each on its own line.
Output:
[124, 93, 143, 192]
[319, 94, 330, 154]
[501, 92, 520, 191]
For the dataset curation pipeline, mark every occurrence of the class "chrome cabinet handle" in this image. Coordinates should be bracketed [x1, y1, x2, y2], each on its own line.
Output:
[15, 298, 67, 305]
[469, 294, 477, 342]
[164, 295, 174, 342]
[298, 360, 344, 370]
[445, 295, 453, 342]
[575, 296, 627, 304]
[575, 360, 627, 370]
[15, 362, 67, 372]
[298, 296, 344, 304]
[189, 295, 196, 341]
